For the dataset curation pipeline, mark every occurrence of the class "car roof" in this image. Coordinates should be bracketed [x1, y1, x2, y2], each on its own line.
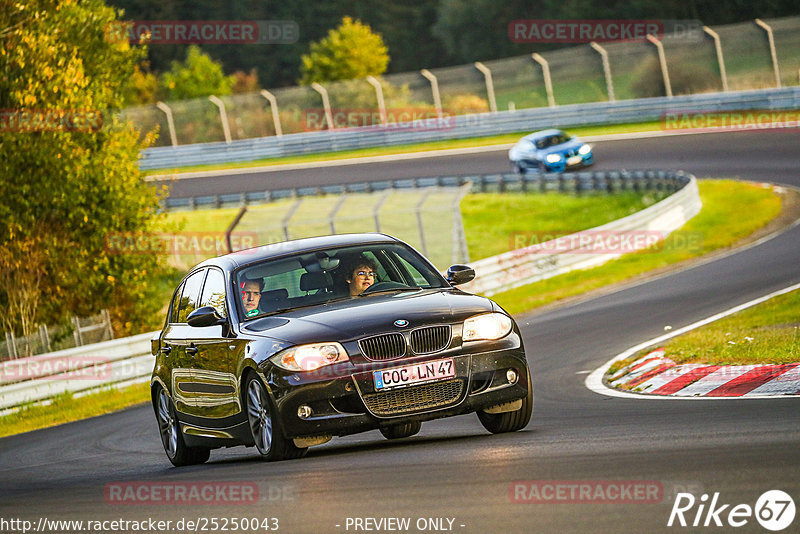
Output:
[523, 129, 566, 140]
[195, 233, 402, 271]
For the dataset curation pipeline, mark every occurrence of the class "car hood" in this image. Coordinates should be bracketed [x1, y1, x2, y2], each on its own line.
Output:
[240, 288, 495, 344]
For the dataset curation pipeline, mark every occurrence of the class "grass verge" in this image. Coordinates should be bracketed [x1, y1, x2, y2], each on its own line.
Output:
[490, 180, 784, 315]
[0, 382, 150, 439]
[663, 288, 800, 366]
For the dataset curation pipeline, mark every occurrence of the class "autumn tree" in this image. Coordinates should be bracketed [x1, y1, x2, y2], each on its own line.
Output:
[299, 16, 389, 85]
[0, 0, 169, 342]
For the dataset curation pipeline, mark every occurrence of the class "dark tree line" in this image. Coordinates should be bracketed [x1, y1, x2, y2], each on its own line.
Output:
[107, 0, 800, 88]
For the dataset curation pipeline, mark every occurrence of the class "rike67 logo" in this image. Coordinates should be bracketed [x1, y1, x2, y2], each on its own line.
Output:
[668, 490, 795, 531]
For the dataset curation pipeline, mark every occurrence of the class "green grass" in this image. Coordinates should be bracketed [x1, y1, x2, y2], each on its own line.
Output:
[663, 289, 800, 366]
[0, 382, 150, 438]
[490, 180, 782, 315]
[462, 190, 668, 260]
[146, 120, 664, 176]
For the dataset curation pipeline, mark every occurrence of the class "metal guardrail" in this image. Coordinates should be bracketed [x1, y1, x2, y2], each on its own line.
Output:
[0, 332, 155, 413]
[164, 169, 687, 210]
[141, 87, 800, 170]
[0, 169, 699, 412]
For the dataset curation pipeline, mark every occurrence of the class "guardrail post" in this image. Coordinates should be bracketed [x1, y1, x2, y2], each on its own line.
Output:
[589, 42, 615, 102]
[474, 62, 498, 113]
[646, 34, 672, 98]
[260, 89, 283, 137]
[366, 76, 388, 126]
[420, 69, 443, 120]
[208, 95, 232, 144]
[531, 53, 555, 107]
[703, 26, 729, 92]
[155, 101, 178, 147]
[755, 19, 782, 88]
[311, 82, 335, 130]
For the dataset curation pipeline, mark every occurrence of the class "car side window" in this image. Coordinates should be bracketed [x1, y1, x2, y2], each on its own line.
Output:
[177, 269, 207, 323]
[168, 282, 185, 324]
[199, 268, 227, 318]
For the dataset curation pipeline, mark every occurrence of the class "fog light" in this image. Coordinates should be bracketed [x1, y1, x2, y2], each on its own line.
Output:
[297, 405, 312, 419]
[506, 369, 518, 384]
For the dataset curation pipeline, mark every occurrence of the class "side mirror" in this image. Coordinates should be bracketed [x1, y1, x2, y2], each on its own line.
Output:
[187, 306, 226, 328]
[446, 264, 475, 286]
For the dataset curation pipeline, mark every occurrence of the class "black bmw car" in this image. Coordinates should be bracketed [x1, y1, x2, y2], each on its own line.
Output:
[151, 233, 532, 466]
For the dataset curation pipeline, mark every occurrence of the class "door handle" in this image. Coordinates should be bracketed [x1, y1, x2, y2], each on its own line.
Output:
[186, 345, 198, 355]
[160, 345, 172, 355]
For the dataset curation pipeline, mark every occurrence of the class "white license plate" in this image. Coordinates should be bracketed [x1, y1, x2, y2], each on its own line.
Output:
[567, 155, 583, 166]
[373, 358, 455, 390]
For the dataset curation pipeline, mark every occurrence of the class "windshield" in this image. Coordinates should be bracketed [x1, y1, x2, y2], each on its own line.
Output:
[234, 242, 446, 320]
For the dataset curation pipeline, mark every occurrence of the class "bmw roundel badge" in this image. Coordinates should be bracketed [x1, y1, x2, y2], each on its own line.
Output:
[394, 319, 409, 328]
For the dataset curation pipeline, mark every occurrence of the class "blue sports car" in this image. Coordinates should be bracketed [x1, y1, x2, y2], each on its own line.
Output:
[509, 129, 593, 174]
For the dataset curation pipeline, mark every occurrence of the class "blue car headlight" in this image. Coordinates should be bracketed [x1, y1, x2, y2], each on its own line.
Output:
[545, 154, 562, 164]
[578, 144, 592, 155]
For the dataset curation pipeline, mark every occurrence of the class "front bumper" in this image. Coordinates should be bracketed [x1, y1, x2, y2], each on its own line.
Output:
[265, 346, 530, 439]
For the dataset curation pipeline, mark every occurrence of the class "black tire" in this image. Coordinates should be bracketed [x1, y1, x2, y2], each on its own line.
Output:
[245, 374, 307, 461]
[511, 162, 523, 174]
[379, 421, 422, 440]
[155, 386, 210, 467]
[477, 374, 533, 434]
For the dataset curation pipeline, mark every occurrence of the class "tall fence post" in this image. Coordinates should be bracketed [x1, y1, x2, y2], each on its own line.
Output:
[420, 69, 443, 120]
[102, 309, 114, 341]
[311, 83, 335, 130]
[208, 95, 232, 144]
[155, 101, 178, 147]
[415, 188, 433, 257]
[366, 76, 388, 126]
[646, 34, 673, 98]
[589, 42, 615, 102]
[474, 62, 497, 113]
[754, 18, 782, 88]
[5, 331, 17, 359]
[39, 324, 52, 353]
[328, 194, 348, 234]
[372, 190, 391, 233]
[260, 89, 283, 137]
[703, 26, 729, 92]
[531, 53, 555, 108]
[72, 316, 84, 347]
[452, 184, 471, 265]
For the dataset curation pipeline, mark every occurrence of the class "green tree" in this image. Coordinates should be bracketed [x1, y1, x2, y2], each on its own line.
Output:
[160, 45, 235, 100]
[299, 16, 389, 85]
[0, 0, 169, 342]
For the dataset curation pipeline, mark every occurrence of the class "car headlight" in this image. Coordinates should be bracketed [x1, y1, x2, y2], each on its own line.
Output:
[463, 313, 513, 341]
[578, 143, 591, 155]
[545, 154, 562, 163]
[271, 342, 349, 372]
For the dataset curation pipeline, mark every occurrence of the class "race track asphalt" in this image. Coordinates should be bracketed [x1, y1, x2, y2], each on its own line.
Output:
[2, 128, 798, 534]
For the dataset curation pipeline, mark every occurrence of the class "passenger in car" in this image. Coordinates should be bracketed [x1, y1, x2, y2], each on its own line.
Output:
[344, 257, 379, 296]
[240, 279, 263, 317]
